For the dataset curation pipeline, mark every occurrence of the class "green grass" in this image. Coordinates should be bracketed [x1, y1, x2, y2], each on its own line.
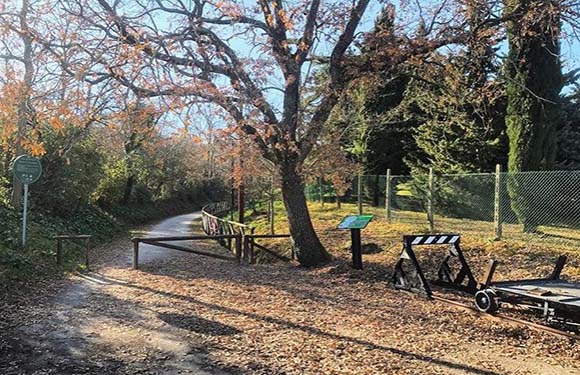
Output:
[243, 201, 580, 280]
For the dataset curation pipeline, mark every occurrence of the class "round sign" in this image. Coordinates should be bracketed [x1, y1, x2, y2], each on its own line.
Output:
[13, 155, 42, 185]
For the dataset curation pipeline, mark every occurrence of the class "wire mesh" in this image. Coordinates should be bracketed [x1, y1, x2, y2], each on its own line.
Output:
[272, 169, 580, 250]
[432, 173, 496, 239]
[389, 175, 429, 226]
[498, 170, 580, 249]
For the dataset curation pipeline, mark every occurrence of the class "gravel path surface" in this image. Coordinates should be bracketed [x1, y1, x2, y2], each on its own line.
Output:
[1, 213, 579, 374]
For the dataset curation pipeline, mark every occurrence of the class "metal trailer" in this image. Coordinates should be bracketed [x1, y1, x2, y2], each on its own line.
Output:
[475, 255, 580, 329]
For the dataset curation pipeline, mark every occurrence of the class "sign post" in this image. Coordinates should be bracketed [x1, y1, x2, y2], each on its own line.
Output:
[337, 215, 374, 270]
[13, 155, 42, 248]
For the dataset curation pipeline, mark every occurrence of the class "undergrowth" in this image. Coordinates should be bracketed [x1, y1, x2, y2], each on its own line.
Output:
[0, 199, 201, 300]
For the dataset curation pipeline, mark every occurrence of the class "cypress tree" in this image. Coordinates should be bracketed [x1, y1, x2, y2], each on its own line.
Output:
[558, 86, 580, 170]
[504, 0, 563, 231]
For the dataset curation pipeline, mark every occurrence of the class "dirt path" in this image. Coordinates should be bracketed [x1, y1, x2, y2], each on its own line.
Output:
[1, 213, 580, 374]
[0, 212, 231, 375]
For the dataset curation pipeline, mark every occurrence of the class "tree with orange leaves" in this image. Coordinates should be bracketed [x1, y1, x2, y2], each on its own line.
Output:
[49, 0, 375, 265]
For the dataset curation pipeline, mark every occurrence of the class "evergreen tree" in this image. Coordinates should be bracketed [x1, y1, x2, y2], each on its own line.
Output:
[504, 0, 563, 231]
[400, 56, 506, 176]
[557, 85, 580, 170]
[342, 4, 413, 176]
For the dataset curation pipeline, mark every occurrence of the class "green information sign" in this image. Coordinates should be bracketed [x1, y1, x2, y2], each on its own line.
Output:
[13, 155, 42, 185]
[337, 215, 374, 230]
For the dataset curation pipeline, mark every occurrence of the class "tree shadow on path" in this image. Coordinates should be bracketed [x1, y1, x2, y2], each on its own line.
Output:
[86, 272, 502, 375]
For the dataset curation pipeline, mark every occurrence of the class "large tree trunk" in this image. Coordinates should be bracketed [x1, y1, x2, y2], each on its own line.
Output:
[280, 162, 330, 266]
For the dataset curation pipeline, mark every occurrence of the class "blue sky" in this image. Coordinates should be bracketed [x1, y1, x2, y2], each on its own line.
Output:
[162, 0, 580, 132]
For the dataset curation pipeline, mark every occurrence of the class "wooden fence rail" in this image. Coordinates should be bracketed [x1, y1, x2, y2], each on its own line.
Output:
[131, 234, 242, 270]
[201, 202, 294, 263]
[131, 232, 294, 270]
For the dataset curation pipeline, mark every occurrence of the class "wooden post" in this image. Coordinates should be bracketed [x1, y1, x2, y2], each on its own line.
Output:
[56, 238, 63, 266]
[237, 183, 245, 224]
[250, 228, 256, 264]
[242, 233, 250, 266]
[357, 170, 363, 215]
[385, 169, 392, 223]
[428, 168, 435, 232]
[235, 232, 242, 263]
[227, 223, 232, 252]
[351, 229, 363, 270]
[85, 237, 90, 269]
[494, 164, 503, 240]
[132, 239, 139, 270]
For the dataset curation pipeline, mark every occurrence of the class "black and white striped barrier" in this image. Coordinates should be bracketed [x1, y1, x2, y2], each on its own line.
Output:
[405, 234, 460, 245]
[392, 234, 478, 297]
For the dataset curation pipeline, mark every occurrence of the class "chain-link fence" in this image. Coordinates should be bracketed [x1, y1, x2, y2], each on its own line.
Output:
[303, 169, 580, 249]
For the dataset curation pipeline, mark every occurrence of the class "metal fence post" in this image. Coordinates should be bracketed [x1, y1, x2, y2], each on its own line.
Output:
[358, 170, 363, 215]
[386, 169, 392, 223]
[494, 164, 503, 240]
[428, 168, 435, 232]
[319, 176, 324, 207]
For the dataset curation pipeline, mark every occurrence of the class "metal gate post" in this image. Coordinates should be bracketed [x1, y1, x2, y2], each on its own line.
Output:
[494, 164, 503, 240]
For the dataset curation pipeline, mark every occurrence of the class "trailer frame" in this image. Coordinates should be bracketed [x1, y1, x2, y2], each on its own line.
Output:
[475, 255, 580, 329]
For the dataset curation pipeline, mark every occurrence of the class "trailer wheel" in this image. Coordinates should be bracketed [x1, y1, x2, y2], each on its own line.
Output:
[475, 290, 498, 313]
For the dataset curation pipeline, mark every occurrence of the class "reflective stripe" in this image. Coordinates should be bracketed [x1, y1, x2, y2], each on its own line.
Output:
[437, 236, 448, 244]
[425, 236, 436, 244]
[412, 237, 423, 245]
[450, 235, 459, 243]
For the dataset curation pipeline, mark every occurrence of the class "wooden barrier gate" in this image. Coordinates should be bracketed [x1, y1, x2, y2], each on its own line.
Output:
[131, 203, 294, 270]
[131, 233, 293, 269]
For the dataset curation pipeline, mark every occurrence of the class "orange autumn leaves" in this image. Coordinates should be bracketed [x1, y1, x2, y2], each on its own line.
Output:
[0, 81, 46, 156]
[0, 80, 101, 157]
